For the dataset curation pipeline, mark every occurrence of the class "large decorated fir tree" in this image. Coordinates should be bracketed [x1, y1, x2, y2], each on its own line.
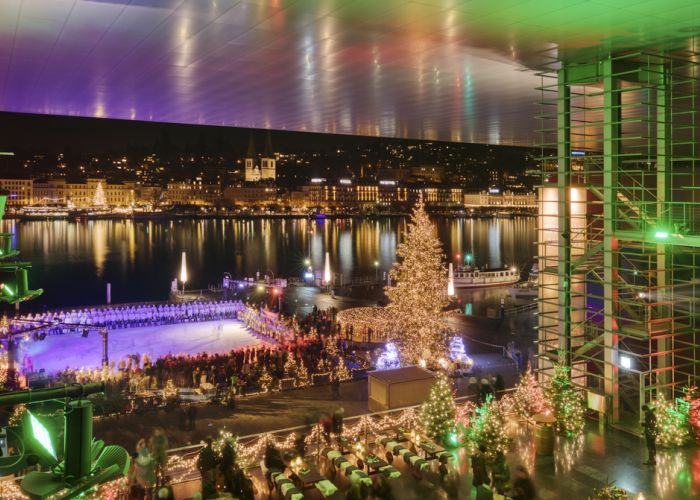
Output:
[544, 362, 585, 437]
[421, 373, 456, 441]
[386, 198, 450, 363]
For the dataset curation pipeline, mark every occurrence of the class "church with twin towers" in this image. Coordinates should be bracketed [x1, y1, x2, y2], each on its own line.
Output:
[244, 131, 276, 182]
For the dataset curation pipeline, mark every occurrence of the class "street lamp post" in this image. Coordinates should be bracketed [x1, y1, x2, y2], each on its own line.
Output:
[374, 260, 379, 282]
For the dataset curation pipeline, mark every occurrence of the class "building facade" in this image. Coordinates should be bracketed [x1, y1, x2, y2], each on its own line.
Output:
[32, 178, 134, 208]
[0, 179, 33, 206]
[463, 190, 537, 208]
[163, 180, 221, 206]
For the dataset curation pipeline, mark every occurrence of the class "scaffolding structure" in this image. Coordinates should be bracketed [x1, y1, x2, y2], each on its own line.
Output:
[536, 50, 700, 427]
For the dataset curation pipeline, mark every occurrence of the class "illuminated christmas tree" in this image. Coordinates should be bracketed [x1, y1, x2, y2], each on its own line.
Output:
[316, 357, 332, 373]
[544, 363, 585, 437]
[512, 363, 550, 419]
[654, 393, 689, 448]
[686, 387, 700, 443]
[162, 379, 178, 399]
[284, 353, 299, 377]
[421, 373, 456, 442]
[324, 335, 340, 357]
[93, 181, 107, 207]
[296, 360, 310, 387]
[464, 395, 511, 461]
[258, 366, 273, 393]
[385, 198, 450, 364]
[334, 354, 352, 381]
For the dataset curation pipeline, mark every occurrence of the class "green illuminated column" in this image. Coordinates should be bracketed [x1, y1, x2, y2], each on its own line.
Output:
[602, 56, 620, 422]
[557, 69, 572, 364]
[655, 63, 672, 394]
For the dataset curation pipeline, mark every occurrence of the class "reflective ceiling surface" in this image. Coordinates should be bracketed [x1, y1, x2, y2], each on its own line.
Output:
[1, 0, 699, 145]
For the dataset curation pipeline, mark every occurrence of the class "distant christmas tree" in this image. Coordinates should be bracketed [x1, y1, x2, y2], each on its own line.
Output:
[386, 198, 450, 364]
[316, 357, 332, 374]
[258, 367, 273, 393]
[464, 395, 511, 461]
[512, 363, 550, 419]
[421, 373, 456, 441]
[296, 360, 310, 387]
[93, 181, 107, 207]
[163, 379, 178, 399]
[334, 354, 352, 381]
[324, 336, 340, 357]
[544, 363, 585, 437]
[284, 353, 299, 377]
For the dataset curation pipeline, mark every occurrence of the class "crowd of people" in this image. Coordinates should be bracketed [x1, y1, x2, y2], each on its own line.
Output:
[38, 303, 370, 415]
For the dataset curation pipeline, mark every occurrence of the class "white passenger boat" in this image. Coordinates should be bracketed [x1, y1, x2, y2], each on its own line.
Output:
[453, 265, 520, 288]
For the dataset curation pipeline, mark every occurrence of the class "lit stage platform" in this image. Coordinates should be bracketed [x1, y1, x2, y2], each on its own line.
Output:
[20, 319, 265, 374]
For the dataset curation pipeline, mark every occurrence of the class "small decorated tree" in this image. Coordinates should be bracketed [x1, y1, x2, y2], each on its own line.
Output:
[258, 367, 273, 393]
[512, 363, 550, 419]
[284, 353, 299, 377]
[316, 357, 332, 374]
[296, 360, 310, 387]
[464, 395, 511, 461]
[544, 362, 585, 437]
[421, 373, 456, 442]
[162, 379, 178, 400]
[324, 336, 340, 358]
[654, 393, 689, 448]
[334, 354, 352, 381]
[687, 387, 700, 443]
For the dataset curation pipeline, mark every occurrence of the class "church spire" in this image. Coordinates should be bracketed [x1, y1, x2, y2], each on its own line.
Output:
[263, 130, 273, 158]
[246, 131, 256, 158]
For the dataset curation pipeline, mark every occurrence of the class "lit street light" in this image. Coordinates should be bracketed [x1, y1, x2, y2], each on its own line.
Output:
[374, 260, 379, 281]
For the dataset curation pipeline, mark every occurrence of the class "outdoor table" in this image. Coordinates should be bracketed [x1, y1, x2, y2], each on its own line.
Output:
[418, 440, 445, 460]
[361, 453, 388, 475]
[393, 426, 410, 442]
[288, 461, 325, 489]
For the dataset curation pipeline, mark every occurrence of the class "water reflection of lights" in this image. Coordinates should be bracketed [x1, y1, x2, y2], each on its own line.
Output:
[554, 433, 585, 474]
[655, 451, 689, 498]
[507, 417, 535, 474]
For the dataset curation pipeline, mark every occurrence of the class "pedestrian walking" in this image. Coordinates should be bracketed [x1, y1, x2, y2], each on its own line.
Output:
[642, 404, 657, 465]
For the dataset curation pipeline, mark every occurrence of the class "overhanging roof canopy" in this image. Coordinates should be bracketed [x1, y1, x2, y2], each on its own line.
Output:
[1, 0, 699, 145]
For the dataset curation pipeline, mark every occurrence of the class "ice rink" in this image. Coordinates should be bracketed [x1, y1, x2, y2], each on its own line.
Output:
[20, 319, 264, 374]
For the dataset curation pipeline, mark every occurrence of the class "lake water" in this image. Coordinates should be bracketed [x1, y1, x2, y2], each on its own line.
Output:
[2, 216, 536, 310]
